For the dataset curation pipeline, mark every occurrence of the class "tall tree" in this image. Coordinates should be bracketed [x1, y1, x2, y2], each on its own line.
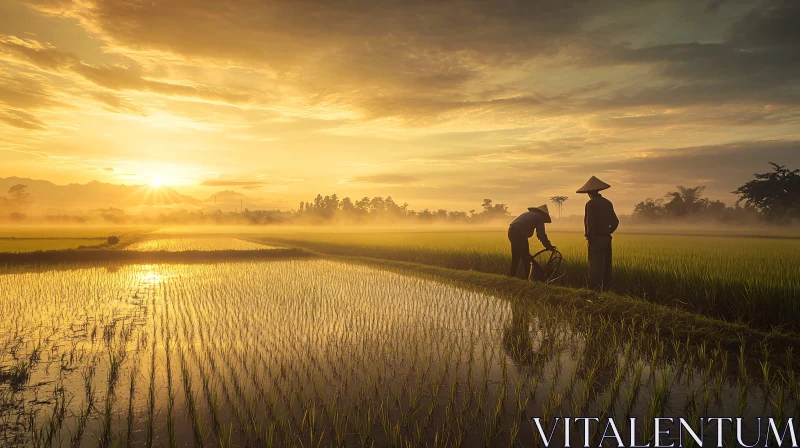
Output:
[2, 184, 31, 212]
[355, 197, 371, 214]
[666, 185, 706, 215]
[632, 198, 664, 220]
[340, 197, 355, 214]
[733, 163, 800, 222]
[662, 185, 705, 217]
[549, 196, 569, 219]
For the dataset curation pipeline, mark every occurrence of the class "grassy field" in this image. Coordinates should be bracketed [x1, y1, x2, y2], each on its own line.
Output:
[0, 238, 106, 253]
[0, 226, 154, 239]
[0, 226, 153, 253]
[1, 258, 796, 446]
[241, 229, 800, 332]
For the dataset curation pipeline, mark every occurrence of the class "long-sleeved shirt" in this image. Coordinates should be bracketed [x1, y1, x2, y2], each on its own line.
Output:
[584, 195, 619, 239]
[509, 211, 552, 248]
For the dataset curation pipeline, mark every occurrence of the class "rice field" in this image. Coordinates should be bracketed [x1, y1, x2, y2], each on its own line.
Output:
[1, 256, 797, 447]
[0, 239, 105, 253]
[124, 238, 275, 252]
[0, 227, 153, 253]
[0, 227, 153, 240]
[246, 230, 800, 332]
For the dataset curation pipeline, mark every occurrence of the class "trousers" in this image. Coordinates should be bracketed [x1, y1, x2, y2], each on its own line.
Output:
[588, 235, 612, 290]
[508, 227, 530, 278]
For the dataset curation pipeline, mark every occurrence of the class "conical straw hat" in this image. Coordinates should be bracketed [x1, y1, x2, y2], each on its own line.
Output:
[576, 176, 611, 193]
[527, 204, 552, 223]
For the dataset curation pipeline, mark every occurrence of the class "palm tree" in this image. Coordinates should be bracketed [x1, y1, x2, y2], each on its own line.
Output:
[550, 196, 569, 219]
[665, 186, 706, 215]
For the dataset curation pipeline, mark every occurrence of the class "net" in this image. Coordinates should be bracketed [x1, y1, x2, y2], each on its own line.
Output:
[529, 248, 566, 284]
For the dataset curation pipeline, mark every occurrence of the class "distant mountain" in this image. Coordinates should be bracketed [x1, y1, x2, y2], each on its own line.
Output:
[0, 177, 201, 214]
[205, 190, 247, 202]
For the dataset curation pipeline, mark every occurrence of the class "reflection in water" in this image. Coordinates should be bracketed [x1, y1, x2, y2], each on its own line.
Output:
[0, 260, 796, 446]
[124, 237, 275, 251]
[502, 298, 554, 366]
[137, 265, 167, 285]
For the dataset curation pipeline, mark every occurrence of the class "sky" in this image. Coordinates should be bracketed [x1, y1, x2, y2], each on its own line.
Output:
[1, 0, 798, 215]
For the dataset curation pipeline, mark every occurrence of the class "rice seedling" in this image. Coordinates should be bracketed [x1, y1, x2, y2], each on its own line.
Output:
[124, 358, 138, 448]
[141, 337, 155, 448]
[0, 242, 796, 446]
[625, 361, 644, 419]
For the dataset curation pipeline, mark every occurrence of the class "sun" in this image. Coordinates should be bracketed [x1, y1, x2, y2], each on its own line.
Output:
[149, 174, 165, 188]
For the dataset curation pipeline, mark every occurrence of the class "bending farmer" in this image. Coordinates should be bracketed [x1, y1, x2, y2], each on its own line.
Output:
[576, 176, 619, 290]
[508, 204, 554, 278]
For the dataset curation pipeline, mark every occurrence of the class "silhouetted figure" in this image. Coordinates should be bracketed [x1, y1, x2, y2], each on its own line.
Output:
[508, 204, 554, 278]
[577, 177, 619, 290]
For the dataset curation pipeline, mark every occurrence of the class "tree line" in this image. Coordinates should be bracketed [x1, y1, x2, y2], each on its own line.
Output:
[0, 184, 512, 225]
[297, 195, 510, 223]
[632, 163, 800, 224]
[3, 162, 797, 225]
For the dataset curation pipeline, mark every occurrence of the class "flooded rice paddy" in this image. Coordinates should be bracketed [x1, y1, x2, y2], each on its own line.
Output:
[124, 238, 275, 252]
[1, 258, 797, 447]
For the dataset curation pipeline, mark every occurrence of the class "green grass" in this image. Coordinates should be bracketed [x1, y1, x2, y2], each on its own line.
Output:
[244, 229, 800, 332]
[0, 239, 106, 253]
[0, 226, 154, 253]
[0, 226, 154, 239]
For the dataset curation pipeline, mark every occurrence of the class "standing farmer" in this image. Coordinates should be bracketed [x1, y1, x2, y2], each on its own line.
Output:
[508, 205, 555, 278]
[577, 176, 619, 290]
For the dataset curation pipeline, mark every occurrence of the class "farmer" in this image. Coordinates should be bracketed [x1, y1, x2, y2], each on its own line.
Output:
[508, 204, 555, 278]
[576, 176, 619, 290]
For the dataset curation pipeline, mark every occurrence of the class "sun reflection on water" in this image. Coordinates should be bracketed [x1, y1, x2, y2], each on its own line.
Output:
[137, 265, 170, 285]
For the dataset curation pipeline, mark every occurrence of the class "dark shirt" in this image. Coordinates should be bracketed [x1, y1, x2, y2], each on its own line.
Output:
[584, 195, 619, 238]
[509, 211, 552, 248]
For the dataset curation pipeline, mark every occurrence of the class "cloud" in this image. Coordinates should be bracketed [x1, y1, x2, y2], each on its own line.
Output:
[16, 0, 592, 124]
[705, 0, 726, 13]
[3, 0, 800, 214]
[0, 109, 46, 130]
[588, 108, 800, 129]
[0, 35, 80, 71]
[580, 0, 800, 110]
[10, 0, 800, 130]
[2, 34, 252, 106]
[0, 74, 61, 109]
[617, 139, 798, 171]
[71, 63, 252, 104]
[199, 179, 269, 188]
[427, 139, 800, 212]
[569, 139, 800, 198]
[89, 91, 144, 114]
[348, 174, 419, 185]
[37, 0, 589, 66]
